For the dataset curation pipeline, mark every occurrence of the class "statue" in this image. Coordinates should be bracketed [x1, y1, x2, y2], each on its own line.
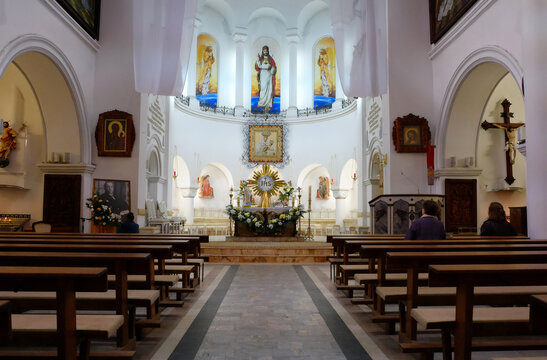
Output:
[492, 123, 518, 165]
[0, 120, 20, 168]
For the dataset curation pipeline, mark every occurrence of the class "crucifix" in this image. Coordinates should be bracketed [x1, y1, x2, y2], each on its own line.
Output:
[481, 98, 524, 185]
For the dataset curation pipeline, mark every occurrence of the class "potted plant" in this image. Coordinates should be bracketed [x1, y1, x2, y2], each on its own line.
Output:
[86, 192, 121, 233]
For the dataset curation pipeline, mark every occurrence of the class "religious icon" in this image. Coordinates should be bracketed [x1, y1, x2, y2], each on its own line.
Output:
[251, 40, 280, 114]
[248, 125, 283, 163]
[403, 126, 421, 146]
[0, 119, 23, 168]
[314, 37, 336, 109]
[198, 174, 214, 199]
[196, 34, 218, 108]
[392, 114, 431, 153]
[95, 110, 135, 157]
[316, 176, 330, 200]
[105, 119, 127, 151]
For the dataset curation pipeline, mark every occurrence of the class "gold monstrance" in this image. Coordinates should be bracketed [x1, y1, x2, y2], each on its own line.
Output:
[249, 164, 286, 208]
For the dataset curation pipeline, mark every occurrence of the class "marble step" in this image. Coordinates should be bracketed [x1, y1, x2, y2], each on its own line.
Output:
[206, 254, 329, 263]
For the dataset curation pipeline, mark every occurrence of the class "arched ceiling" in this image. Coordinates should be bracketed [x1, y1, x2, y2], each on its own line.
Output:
[199, 0, 329, 34]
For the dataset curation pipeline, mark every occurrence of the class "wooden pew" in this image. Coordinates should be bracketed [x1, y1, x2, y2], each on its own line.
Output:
[0, 251, 152, 348]
[427, 263, 547, 360]
[0, 266, 129, 360]
[386, 251, 547, 356]
[357, 242, 547, 332]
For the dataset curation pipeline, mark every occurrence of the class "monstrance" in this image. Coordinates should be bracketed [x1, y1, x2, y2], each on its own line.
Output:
[249, 164, 286, 208]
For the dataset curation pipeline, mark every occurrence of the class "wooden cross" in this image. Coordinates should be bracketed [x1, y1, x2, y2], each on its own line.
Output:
[481, 98, 524, 185]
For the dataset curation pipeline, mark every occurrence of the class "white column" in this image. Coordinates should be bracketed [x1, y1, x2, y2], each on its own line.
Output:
[233, 27, 247, 116]
[286, 29, 300, 117]
[523, 1, 547, 238]
[181, 187, 198, 224]
[186, 18, 201, 108]
[332, 189, 349, 228]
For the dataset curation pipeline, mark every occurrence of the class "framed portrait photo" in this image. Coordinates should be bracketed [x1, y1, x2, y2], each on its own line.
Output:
[249, 125, 283, 163]
[429, 0, 478, 43]
[392, 114, 431, 153]
[93, 179, 130, 217]
[56, 0, 101, 40]
[95, 109, 135, 157]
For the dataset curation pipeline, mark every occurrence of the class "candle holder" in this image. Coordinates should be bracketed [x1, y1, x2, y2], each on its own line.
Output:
[229, 187, 234, 235]
[351, 173, 357, 181]
[303, 186, 314, 241]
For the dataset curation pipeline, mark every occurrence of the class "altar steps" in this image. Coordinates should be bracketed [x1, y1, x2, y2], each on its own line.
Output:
[201, 241, 332, 263]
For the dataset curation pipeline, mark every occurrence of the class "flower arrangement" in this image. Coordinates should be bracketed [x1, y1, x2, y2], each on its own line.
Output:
[278, 181, 294, 203]
[86, 192, 121, 226]
[267, 204, 306, 234]
[225, 204, 264, 233]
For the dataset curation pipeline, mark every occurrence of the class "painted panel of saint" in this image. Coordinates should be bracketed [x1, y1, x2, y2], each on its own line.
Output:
[316, 176, 331, 200]
[198, 174, 214, 199]
[314, 37, 336, 110]
[196, 34, 218, 108]
[251, 40, 280, 114]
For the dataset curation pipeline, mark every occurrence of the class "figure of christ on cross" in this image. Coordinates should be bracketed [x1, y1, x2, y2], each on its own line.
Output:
[481, 98, 524, 185]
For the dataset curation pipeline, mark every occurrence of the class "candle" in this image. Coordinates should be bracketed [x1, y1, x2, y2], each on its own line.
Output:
[308, 185, 311, 202]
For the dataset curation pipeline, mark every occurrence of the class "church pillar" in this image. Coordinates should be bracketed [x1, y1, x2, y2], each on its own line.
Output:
[332, 189, 348, 228]
[522, 0, 547, 238]
[286, 29, 300, 117]
[186, 18, 201, 108]
[181, 187, 198, 224]
[233, 27, 247, 116]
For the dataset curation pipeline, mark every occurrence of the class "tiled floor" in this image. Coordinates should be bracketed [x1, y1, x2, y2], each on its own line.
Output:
[134, 264, 547, 360]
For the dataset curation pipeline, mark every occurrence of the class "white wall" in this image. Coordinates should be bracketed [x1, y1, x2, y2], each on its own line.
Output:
[385, 0, 434, 194]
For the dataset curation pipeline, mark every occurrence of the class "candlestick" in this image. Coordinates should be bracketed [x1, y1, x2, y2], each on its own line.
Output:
[308, 185, 311, 205]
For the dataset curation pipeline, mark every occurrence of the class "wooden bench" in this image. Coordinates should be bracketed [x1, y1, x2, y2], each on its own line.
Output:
[0, 251, 154, 347]
[0, 266, 130, 360]
[427, 263, 547, 360]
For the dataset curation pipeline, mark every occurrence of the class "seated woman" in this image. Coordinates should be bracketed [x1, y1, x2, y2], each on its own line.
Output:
[480, 202, 517, 236]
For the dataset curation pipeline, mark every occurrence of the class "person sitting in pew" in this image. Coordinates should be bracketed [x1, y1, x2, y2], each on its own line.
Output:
[480, 201, 517, 236]
[117, 212, 139, 233]
[405, 200, 446, 240]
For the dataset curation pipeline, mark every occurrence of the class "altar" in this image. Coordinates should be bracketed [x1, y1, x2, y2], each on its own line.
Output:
[230, 206, 298, 237]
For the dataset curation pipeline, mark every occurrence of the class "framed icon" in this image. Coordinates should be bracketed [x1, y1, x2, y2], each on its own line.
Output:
[248, 125, 283, 163]
[392, 114, 431, 153]
[95, 109, 135, 157]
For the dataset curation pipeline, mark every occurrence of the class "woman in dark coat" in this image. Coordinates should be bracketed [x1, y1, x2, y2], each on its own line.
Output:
[480, 202, 517, 236]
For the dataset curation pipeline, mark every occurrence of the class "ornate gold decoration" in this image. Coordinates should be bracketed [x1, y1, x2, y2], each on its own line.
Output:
[249, 164, 286, 208]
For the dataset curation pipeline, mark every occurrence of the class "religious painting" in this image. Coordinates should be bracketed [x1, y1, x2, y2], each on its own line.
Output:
[314, 37, 336, 110]
[198, 174, 214, 199]
[56, 0, 101, 40]
[316, 176, 330, 200]
[248, 125, 283, 163]
[93, 179, 130, 217]
[429, 0, 478, 43]
[95, 110, 135, 157]
[392, 114, 431, 153]
[251, 39, 281, 114]
[196, 34, 218, 108]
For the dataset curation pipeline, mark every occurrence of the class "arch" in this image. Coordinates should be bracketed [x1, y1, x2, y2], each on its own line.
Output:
[248, 7, 287, 28]
[436, 45, 523, 168]
[148, 148, 161, 177]
[0, 34, 91, 163]
[297, 163, 323, 188]
[173, 155, 190, 188]
[339, 158, 357, 190]
[297, 0, 329, 34]
[209, 162, 234, 189]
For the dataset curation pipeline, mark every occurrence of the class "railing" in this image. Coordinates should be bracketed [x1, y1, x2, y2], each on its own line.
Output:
[175, 96, 356, 119]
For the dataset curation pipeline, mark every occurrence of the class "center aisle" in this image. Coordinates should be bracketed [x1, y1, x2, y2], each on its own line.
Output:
[165, 265, 375, 360]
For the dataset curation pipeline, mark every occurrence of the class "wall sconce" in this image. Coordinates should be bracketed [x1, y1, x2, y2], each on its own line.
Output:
[173, 170, 177, 179]
[352, 173, 357, 181]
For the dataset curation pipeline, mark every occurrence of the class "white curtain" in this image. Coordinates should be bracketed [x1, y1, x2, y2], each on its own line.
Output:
[330, 0, 387, 98]
[133, 0, 197, 96]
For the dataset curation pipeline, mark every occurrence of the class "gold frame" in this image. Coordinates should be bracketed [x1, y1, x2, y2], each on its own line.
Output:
[248, 125, 283, 163]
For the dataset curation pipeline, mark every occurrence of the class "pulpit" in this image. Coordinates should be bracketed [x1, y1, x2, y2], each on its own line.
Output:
[369, 194, 444, 234]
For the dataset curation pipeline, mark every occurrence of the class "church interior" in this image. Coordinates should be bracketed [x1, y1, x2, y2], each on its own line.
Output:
[0, 0, 546, 359]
